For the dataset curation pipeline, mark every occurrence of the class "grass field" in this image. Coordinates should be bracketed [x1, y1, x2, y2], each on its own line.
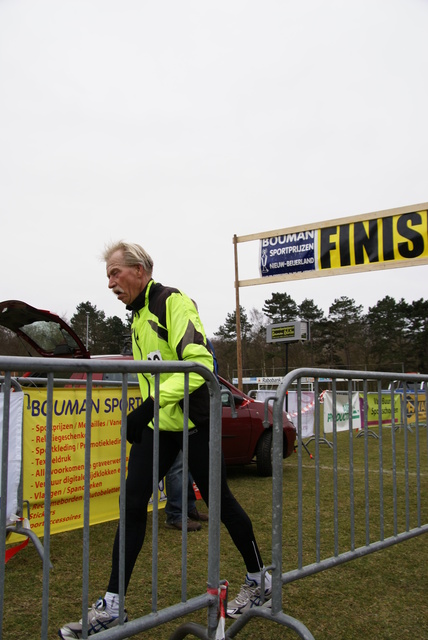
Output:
[3, 426, 428, 639]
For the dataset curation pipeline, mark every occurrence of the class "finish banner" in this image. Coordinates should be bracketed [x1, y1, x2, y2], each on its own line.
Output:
[19, 387, 166, 538]
[259, 205, 428, 279]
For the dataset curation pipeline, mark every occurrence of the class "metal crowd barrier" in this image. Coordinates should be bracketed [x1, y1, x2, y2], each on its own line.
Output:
[0, 356, 222, 640]
[225, 368, 428, 639]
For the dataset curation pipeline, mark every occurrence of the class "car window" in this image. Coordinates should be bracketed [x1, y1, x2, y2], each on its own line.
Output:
[220, 384, 233, 406]
[20, 320, 81, 355]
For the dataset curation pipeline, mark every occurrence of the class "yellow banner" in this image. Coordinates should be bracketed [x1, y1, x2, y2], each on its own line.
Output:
[405, 393, 427, 425]
[19, 387, 166, 538]
[365, 393, 402, 426]
[318, 210, 428, 270]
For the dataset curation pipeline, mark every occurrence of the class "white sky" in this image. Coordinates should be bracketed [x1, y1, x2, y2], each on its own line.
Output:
[1, 0, 427, 338]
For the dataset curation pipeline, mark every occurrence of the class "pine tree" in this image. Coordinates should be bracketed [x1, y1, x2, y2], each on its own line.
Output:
[262, 292, 298, 322]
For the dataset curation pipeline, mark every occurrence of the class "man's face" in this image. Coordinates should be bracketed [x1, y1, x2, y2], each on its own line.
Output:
[106, 250, 147, 306]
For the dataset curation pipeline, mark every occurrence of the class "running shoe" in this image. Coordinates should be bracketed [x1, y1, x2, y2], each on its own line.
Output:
[58, 598, 127, 638]
[226, 575, 272, 619]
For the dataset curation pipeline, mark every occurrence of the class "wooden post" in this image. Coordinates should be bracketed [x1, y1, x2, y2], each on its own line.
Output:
[233, 235, 243, 391]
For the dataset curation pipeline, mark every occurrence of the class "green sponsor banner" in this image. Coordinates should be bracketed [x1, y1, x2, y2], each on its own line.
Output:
[323, 392, 361, 433]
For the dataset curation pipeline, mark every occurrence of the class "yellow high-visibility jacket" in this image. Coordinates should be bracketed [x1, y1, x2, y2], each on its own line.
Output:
[128, 279, 214, 431]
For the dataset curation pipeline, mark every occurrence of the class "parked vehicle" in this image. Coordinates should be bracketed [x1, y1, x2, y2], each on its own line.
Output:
[0, 299, 88, 358]
[218, 376, 296, 475]
[0, 300, 296, 476]
[388, 377, 426, 393]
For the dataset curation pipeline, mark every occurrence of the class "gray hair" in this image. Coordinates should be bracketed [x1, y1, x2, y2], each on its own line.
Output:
[103, 241, 154, 276]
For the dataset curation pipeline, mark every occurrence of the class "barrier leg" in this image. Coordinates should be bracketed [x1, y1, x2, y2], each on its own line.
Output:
[5, 524, 53, 569]
[225, 607, 316, 639]
[304, 436, 333, 449]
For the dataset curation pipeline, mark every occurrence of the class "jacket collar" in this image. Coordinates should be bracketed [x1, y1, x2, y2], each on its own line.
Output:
[126, 279, 154, 312]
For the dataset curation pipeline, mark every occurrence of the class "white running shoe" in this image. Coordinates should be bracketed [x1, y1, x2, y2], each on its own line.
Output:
[58, 598, 127, 638]
[226, 575, 272, 619]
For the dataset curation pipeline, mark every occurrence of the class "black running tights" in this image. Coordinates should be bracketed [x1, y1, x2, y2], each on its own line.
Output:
[107, 417, 263, 594]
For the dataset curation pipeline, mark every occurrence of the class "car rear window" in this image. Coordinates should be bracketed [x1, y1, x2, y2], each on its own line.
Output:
[21, 320, 82, 356]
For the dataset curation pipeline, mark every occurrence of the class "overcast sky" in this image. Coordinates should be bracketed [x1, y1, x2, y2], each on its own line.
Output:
[1, 0, 427, 338]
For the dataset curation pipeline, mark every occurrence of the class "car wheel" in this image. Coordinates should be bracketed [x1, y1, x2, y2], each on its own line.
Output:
[255, 429, 273, 477]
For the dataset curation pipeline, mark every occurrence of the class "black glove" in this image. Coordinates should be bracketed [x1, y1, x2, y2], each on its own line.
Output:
[126, 396, 155, 444]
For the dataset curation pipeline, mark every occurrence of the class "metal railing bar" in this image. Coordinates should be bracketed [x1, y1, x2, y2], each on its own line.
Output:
[81, 371, 93, 640]
[181, 373, 190, 603]
[40, 372, 54, 639]
[414, 381, 422, 528]
[152, 374, 161, 613]
[348, 380, 355, 551]
[332, 379, 339, 557]
[297, 377, 303, 570]
[118, 373, 129, 625]
[363, 379, 370, 546]
[377, 380, 385, 541]
[281, 525, 428, 587]
[314, 378, 321, 563]
[0, 371, 12, 640]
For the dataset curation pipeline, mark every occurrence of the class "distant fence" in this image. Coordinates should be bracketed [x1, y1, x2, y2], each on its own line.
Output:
[1, 356, 222, 640]
[256, 384, 425, 440]
[225, 368, 428, 639]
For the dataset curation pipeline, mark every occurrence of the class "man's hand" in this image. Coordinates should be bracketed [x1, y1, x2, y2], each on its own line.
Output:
[126, 396, 155, 444]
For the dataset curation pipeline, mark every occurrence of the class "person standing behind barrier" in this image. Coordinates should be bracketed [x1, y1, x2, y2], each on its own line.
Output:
[164, 450, 208, 531]
[58, 241, 271, 639]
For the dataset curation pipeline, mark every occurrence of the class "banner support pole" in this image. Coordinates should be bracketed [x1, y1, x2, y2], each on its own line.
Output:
[233, 235, 243, 391]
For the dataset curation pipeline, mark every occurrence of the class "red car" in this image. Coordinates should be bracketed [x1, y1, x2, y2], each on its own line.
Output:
[0, 300, 296, 476]
[218, 376, 295, 476]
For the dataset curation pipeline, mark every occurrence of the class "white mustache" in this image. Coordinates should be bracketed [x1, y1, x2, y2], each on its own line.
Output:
[113, 287, 124, 296]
